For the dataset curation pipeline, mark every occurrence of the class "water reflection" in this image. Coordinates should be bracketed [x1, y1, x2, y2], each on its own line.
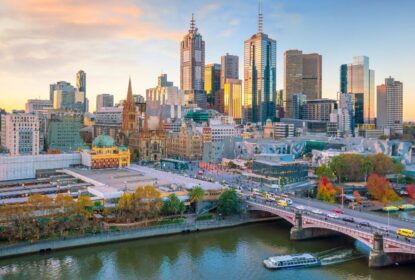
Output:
[1, 221, 415, 280]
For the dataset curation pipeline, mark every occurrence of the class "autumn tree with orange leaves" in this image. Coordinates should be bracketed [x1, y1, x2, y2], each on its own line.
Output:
[367, 173, 400, 203]
[317, 177, 337, 203]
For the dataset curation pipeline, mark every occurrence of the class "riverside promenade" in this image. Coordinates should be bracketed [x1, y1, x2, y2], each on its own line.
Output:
[0, 216, 279, 259]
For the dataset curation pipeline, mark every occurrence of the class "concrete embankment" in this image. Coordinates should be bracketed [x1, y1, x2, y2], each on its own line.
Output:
[0, 217, 279, 259]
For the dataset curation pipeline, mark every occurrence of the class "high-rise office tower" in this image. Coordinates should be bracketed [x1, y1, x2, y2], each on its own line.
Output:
[292, 93, 307, 119]
[146, 74, 184, 120]
[223, 79, 242, 123]
[377, 77, 403, 135]
[221, 54, 239, 88]
[284, 50, 322, 117]
[243, 6, 277, 124]
[180, 14, 206, 108]
[96, 94, 114, 112]
[204, 63, 221, 107]
[340, 56, 375, 125]
[76, 70, 86, 112]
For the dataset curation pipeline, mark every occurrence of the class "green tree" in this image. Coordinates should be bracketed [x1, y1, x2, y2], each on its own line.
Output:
[217, 190, 240, 216]
[162, 194, 185, 215]
[366, 154, 395, 176]
[188, 186, 205, 213]
[361, 157, 373, 182]
[315, 164, 335, 181]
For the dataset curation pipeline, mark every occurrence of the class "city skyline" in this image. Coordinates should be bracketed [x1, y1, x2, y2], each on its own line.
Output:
[1, 0, 414, 120]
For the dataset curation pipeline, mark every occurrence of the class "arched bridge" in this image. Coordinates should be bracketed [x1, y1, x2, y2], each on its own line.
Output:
[246, 200, 415, 268]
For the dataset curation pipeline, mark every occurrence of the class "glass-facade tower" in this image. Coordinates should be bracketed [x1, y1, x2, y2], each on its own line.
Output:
[243, 9, 277, 124]
[340, 56, 375, 125]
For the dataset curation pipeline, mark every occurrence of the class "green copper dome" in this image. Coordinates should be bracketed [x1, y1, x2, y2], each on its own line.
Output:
[92, 135, 115, 148]
[118, 145, 128, 152]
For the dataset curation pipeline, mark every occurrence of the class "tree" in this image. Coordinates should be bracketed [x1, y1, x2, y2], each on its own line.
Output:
[361, 157, 373, 182]
[162, 194, 185, 215]
[55, 194, 74, 210]
[217, 190, 240, 216]
[367, 173, 400, 203]
[407, 184, 415, 199]
[315, 164, 335, 181]
[188, 186, 205, 213]
[27, 194, 53, 210]
[366, 154, 395, 176]
[133, 185, 162, 221]
[316, 177, 336, 203]
[116, 193, 134, 221]
[330, 155, 349, 182]
[74, 196, 93, 214]
[227, 161, 238, 169]
[244, 160, 253, 170]
[352, 191, 362, 203]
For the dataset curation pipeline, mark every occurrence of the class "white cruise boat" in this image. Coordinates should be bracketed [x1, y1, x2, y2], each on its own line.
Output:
[263, 253, 320, 270]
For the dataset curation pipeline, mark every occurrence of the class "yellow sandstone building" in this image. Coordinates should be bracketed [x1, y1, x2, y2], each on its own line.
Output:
[81, 135, 130, 169]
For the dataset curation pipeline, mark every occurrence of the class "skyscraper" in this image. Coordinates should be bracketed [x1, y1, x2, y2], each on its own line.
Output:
[340, 56, 375, 125]
[243, 6, 277, 124]
[204, 63, 221, 107]
[76, 70, 86, 112]
[223, 79, 242, 123]
[221, 53, 239, 88]
[180, 14, 206, 108]
[377, 77, 403, 135]
[284, 50, 322, 118]
[96, 94, 114, 112]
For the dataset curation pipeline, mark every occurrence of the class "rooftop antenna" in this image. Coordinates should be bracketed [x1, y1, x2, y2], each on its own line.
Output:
[258, 1, 263, 33]
[190, 13, 196, 33]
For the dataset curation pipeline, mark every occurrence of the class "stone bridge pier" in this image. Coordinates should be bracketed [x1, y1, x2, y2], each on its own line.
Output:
[290, 211, 336, 240]
[369, 233, 415, 268]
[369, 233, 394, 268]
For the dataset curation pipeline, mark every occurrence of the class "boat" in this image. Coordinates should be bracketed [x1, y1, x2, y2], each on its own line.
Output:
[263, 253, 320, 270]
[382, 206, 399, 212]
[398, 204, 415, 211]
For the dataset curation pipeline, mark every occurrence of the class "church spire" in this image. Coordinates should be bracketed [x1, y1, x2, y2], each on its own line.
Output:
[258, 1, 263, 33]
[126, 77, 133, 103]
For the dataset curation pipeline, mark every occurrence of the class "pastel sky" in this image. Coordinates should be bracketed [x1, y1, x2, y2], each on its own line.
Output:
[0, 0, 414, 119]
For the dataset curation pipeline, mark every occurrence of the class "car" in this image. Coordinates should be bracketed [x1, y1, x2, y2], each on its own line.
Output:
[295, 205, 305, 210]
[327, 213, 339, 219]
[359, 221, 370, 227]
[311, 209, 323, 215]
[332, 208, 345, 214]
[342, 217, 354, 223]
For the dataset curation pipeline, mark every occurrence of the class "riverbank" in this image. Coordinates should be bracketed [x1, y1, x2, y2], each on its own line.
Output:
[0, 216, 280, 259]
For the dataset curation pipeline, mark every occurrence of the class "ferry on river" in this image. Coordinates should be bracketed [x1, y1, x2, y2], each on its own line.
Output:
[263, 253, 320, 270]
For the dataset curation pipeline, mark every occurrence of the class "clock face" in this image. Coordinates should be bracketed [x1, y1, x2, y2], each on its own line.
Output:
[183, 50, 190, 62]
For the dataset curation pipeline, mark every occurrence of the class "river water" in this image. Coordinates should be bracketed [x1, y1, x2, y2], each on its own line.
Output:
[1, 221, 415, 280]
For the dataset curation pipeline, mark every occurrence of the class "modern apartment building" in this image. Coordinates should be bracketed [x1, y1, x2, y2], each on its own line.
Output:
[377, 77, 403, 135]
[1, 113, 40, 156]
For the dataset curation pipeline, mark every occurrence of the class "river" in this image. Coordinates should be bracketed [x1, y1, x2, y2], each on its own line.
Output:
[1, 221, 415, 280]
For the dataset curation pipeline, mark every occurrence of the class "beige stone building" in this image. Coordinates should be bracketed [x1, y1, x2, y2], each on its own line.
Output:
[166, 122, 202, 160]
[284, 50, 322, 118]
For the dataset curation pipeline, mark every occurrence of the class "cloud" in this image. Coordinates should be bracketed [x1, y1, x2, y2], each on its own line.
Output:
[0, 0, 182, 43]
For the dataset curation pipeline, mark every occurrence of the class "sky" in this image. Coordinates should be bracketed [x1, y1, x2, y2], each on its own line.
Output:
[0, 0, 414, 119]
